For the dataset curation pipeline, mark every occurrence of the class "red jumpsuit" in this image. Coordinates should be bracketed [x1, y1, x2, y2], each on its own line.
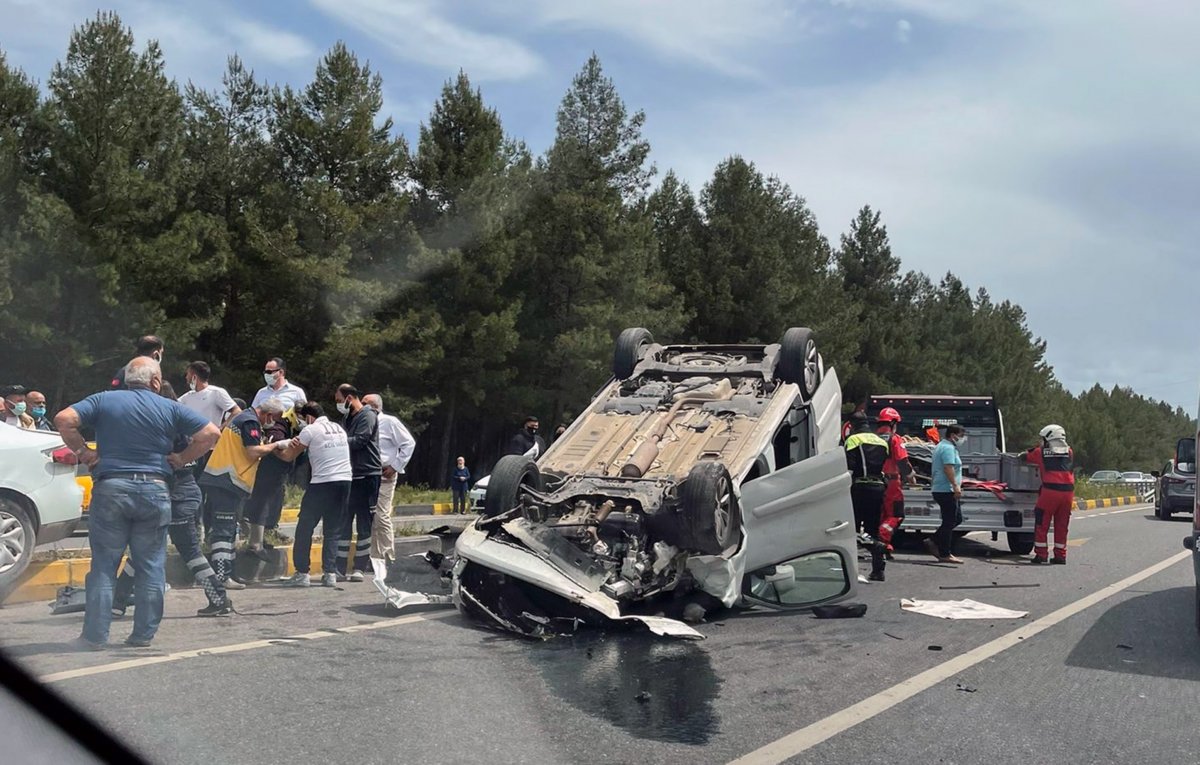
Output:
[877, 430, 912, 550]
[1024, 446, 1075, 561]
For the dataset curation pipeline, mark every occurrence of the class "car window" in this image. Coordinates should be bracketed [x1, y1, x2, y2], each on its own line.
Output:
[746, 551, 849, 606]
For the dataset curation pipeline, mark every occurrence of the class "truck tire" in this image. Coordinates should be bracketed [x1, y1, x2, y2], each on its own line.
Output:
[0, 498, 35, 604]
[679, 462, 741, 555]
[1007, 532, 1035, 556]
[776, 327, 820, 401]
[482, 456, 544, 519]
[613, 328, 653, 380]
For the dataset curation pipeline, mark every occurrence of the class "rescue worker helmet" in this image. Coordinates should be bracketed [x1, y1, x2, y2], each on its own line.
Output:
[877, 407, 901, 423]
[1039, 424, 1066, 442]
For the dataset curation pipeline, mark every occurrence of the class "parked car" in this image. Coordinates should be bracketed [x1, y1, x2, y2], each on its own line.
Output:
[1089, 470, 1122, 484]
[1181, 430, 1200, 633]
[1158, 439, 1196, 521]
[0, 425, 85, 602]
[452, 327, 857, 639]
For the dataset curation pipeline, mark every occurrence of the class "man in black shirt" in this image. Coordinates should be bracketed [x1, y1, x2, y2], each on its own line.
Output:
[334, 384, 381, 582]
[110, 335, 164, 389]
[505, 416, 546, 458]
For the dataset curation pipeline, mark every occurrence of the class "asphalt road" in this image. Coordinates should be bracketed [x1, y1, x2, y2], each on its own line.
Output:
[4, 504, 1198, 765]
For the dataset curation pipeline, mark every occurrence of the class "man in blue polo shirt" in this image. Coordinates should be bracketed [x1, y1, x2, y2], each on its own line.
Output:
[56, 357, 219, 650]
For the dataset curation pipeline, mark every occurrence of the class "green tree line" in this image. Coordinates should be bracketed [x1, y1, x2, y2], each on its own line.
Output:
[0, 14, 1191, 483]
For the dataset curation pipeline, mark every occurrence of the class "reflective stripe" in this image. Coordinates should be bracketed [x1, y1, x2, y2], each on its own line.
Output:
[1034, 542, 1049, 547]
[211, 551, 235, 561]
[186, 557, 210, 569]
[210, 541, 234, 551]
[1053, 543, 1067, 549]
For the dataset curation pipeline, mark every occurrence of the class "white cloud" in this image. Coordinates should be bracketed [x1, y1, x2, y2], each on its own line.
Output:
[226, 19, 316, 65]
[895, 18, 912, 43]
[308, 0, 543, 81]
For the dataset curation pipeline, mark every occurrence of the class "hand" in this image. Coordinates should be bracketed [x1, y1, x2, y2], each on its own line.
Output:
[78, 447, 99, 468]
[383, 466, 397, 480]
[167, 453, 186, 470]
[953, 485, 963, 498]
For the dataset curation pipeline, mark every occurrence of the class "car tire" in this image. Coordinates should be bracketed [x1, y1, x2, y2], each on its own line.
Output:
[1007, 532, 1035, 556]
[776, 327, 820, 400]
[679, 462, 741, 555]
[482, 456, 544, 519]
[1161, 503, 1173, 521]
[613, 327, 654, 380]
[0, 498, 35, 604]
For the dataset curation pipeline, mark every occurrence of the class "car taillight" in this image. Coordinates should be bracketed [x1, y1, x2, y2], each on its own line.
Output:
[50, 446, 78, 465]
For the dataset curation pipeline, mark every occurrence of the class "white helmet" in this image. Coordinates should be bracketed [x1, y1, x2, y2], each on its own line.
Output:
[1039, 424, 1066, 442]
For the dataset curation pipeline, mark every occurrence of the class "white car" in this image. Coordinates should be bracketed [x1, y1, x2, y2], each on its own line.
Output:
[0, 425, 84, 602]
[451, 327, 858, 639]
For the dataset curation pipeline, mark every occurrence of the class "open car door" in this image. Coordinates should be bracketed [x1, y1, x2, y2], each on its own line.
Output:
[737, 447, 857, 610]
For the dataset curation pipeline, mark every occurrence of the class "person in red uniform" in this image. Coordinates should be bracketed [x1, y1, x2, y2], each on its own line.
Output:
[875, 408, 916, 559]
[1022, 424, 1075, 564]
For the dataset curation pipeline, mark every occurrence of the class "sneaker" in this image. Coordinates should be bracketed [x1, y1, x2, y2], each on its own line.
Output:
[70, 636, 106, 652]
[349, 571, 365, 583]
[197, 599, 234, 617]
[922, 538, 940, 559]
[321, 573, 338, 588]
[123, 637, 153, 647]
[223, 577, 246, 591]
[1051, 558, 1067, 565]
[286, 572, 311, 588]
[265, 528, 293, 545]
[868, 571, 885, 582]
[1029, 556, 1046, 564]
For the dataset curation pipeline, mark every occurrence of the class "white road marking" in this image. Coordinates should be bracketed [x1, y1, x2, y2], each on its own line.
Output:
[42, 611, 455, 684]
[1075, 504, 1152, 520]
[727, 549, 1190, 765]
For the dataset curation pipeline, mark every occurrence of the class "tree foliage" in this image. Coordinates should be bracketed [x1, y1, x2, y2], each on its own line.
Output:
[0, 17, 1190, 483]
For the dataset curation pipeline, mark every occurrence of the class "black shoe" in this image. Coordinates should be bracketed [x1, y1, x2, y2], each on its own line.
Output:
[123, 637, 153, 648]
[868, 571, 885, 582]
[197, 599, 234, 617]
[1029, 556, 1046, 565]
[1051, 558, 1066, 565]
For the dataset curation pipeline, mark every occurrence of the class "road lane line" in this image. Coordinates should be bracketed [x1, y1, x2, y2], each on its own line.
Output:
[41, 611, 455, 684]
[727, 549, 1190, 765]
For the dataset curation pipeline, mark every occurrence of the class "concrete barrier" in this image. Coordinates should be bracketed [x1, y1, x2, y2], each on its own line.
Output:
[1074, 496, 1141, 511]
[277, 503, 454, 524]
[4, 535, 443, 607]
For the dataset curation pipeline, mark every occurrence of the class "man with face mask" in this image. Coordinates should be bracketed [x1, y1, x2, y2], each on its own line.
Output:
[505, 416, 546, 458]
[0, 385, 35, 429]
[252, 357, 307, 410]
[927, 424, 967, 564]
[110, 335, 165, 389]
[25, 390, 54, 431]
[179, 361, 240, 428]
[334, 384, 380, 581]
[199, 398, 286, 589]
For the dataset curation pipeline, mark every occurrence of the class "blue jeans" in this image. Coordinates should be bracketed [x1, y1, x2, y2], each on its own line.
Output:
[84, 477, 171, 644]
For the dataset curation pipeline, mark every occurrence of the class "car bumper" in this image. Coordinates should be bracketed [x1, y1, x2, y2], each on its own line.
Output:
[1164, 490, 1196, 512]
[37, 517, 80, 545]
[29, 474, 85, 543]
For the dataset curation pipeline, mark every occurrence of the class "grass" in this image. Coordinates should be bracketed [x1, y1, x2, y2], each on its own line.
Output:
[284, 483, 451, 509]
[1072, 480, 1149, 500]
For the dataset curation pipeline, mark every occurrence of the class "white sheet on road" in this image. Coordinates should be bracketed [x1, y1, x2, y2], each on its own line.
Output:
[900, 598, 1028, 620]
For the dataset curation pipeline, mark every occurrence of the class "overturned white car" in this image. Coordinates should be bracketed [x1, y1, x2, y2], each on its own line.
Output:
[443, 328, 860, 639]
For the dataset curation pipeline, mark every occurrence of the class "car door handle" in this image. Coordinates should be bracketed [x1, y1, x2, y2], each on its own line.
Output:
[825, 520, 850, 534]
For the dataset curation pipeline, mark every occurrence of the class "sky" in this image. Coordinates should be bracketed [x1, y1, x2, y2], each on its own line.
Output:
[3, 0, 1198, 409]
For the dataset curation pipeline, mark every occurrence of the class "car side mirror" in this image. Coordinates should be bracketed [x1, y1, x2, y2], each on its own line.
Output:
[1151, 471, 1160, 478]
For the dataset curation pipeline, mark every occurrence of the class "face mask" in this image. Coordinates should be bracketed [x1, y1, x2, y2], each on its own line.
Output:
[31, 406, 46, 418]
[264, 372, 278, 385]
[336, 401, 350, 415]
[188, 379, 197, 392]
[527, 425, 538, 434]
[10, 402, 26, 416]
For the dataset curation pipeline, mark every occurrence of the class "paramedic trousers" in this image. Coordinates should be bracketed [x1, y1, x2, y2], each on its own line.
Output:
[205, 485, 246, 583]
[932, 492, 963, 558]
[337, 475, 381, 575]
[1034, 488, 1074, 561]
[851, 481, 886, 577]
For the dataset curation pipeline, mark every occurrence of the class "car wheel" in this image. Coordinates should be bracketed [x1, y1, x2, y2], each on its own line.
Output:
[775, 327, 820, 400]
[482, 456, 544, 519]
[1007, 532, 1035, 556]
[613, 327, 654, 380]
[0, 498, 35, 604]
[1161, 503, 1173, 521]
[679, 462, 741, 555]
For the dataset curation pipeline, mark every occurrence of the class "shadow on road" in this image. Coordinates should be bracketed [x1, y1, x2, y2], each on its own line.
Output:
[528, 633, 721, 744]
[1142, 514, 1193, 523]
[1065, 587, 1200, 682]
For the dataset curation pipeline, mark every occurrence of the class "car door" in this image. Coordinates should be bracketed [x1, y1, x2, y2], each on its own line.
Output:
[737, 447, 857, 609]
[809, 367, 843, 455]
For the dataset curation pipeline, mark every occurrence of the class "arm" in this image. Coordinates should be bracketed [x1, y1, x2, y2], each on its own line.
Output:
[395, 424, 416, 473]
[55, 408, 98, 468]
[943, 463, 961, 496]
[169, 424, 221, 468]
[274, 438, 307, 463]
[222, 404, 243, 427]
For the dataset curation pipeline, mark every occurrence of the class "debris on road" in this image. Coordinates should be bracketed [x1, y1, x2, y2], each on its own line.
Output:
[1117, 644, 1134, 651]
[928, 645, 943, 651]
[938, 584, 1041, 590]
[635, 691, 652, 703]
[884, 632, 904, 640]
[955, 683, 978, 693]
[901, 598, 1028, 620]
[812, 603, 868, 619]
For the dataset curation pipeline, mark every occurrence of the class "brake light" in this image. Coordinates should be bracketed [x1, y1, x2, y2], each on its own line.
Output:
[50, 447, 78, 465]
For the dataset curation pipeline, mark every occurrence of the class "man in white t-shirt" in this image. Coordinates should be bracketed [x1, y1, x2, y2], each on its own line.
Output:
[179, 361, 241, 427]
[252, 357, 307, 410]
[274, 402, 350, 587]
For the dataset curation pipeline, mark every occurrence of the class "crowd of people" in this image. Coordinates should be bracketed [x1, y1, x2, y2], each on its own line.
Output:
[13, 335, 426, 650]
[843, 408, 1076, 585]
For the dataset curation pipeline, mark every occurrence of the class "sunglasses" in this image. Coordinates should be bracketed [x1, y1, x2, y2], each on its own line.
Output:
[263, 368, 280, 374]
